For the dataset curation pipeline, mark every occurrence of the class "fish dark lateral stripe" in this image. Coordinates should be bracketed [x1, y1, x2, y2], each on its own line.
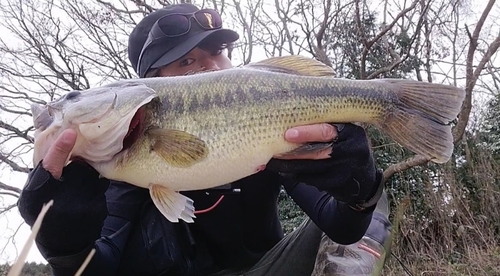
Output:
[146, 71, 395, 119]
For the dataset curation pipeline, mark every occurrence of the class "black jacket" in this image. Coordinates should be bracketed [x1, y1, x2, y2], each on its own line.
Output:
[18, 160, 378, 276]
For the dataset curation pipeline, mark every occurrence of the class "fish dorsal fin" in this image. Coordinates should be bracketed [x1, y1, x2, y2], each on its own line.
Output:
[245, 55, 336, 77]
[147, 128, 208, 167]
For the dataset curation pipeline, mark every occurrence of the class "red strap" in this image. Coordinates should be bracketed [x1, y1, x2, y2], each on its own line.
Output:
[194, 195, 225, 214]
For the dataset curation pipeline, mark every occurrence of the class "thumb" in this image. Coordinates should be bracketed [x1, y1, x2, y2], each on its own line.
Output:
[42, 129, 77, 179]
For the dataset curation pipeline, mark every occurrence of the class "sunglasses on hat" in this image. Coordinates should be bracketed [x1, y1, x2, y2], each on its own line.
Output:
[137, 9, 223, 75]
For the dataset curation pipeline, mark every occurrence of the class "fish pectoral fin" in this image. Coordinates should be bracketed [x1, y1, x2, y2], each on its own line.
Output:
[274, 142, 334, 158]
[148, 128, 208, 167]
[149, 184, 195, 223]
[245, 55, 336, 77]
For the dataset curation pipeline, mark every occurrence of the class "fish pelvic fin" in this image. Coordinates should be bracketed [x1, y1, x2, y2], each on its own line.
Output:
[150, 184, 195, 223]
[378, 79, 465, 163]
[245, 55, 336, 77]
[148, 128, 208, 167]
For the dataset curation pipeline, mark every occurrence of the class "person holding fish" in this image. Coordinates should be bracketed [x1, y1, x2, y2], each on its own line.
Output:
[18, 3, 394, 276]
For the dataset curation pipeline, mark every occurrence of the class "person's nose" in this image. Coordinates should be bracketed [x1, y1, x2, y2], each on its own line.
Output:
[201, 58, 221, 71]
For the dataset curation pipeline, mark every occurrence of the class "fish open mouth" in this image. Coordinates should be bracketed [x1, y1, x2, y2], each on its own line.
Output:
[123, 107, 144, 151]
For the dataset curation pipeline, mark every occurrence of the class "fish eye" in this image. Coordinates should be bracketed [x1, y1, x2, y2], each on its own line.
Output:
[65, 91, 81, 100]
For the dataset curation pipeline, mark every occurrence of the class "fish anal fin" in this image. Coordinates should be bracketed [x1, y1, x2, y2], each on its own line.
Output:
[149, 184, 195, 223]
[148, 128, 208, 167]
[245, 55, 336, 77]
[274, 142, 334, 159]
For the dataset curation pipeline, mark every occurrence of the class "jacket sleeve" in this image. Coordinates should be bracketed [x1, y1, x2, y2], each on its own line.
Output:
[17, 161, 148, 276]
[47, 182, 150, 276]
[281, 170, 383, 245]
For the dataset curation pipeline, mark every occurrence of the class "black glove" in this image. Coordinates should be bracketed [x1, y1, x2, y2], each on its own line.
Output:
[17, 160, 109, 255]
[267, 123, 382, 207]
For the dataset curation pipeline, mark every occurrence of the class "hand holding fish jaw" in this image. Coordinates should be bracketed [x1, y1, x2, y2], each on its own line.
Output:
[41, 129, 77, 179]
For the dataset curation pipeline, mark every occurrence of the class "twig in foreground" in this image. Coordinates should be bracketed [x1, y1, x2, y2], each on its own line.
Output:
[7, 200, 54, 276]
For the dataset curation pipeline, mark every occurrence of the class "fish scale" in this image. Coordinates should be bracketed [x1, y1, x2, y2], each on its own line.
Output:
[31, 55, 465, 223]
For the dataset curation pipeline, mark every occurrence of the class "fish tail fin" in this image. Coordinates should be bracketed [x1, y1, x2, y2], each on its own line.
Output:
[377, 79, 465, 163]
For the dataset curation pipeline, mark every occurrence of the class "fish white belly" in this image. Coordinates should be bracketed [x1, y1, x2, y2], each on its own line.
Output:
[96, 140, 295, 191]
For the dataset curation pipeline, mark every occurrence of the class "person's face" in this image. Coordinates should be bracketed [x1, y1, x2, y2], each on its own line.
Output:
[157, 44, 233, 77]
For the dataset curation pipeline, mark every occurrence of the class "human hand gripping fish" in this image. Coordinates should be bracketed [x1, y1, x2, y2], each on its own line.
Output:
[31, 55, 466, 223]
[38, 130, 77, 179]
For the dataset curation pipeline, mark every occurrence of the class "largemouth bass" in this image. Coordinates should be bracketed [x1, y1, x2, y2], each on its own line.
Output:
[31, 56, 465, 223]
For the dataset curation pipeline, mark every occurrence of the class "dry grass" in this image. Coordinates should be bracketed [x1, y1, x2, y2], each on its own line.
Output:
[382, 145, 500, 276]
[6, 200, 53, 276]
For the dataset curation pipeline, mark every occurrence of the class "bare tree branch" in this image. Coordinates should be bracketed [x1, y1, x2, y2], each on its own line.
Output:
[382, 155, 430, 183]
[0, 121, 34, 143]
[96, 0, 147, 14]
[0, 191, 20, 199]
[313, 0, 333, 66]
[231, 0, 259, 65]
[366, 0, 430, 79]
[359, 0, 419, 79]
[129, 0, 156, 13]
[0, 204, 18, 215]
[454, 0, 497, 142]
[0, 181, 21, 194]
[0, 153, 30, 173]
[274, 0, 295, 55]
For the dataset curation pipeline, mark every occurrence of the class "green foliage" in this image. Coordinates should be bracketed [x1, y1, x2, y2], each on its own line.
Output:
[277, 188, 306, 235]
[383, 137, 500, 275]
[478, 95, 500, 160]
[0, 262, 52, 276]
[324, 12, 422, 80]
